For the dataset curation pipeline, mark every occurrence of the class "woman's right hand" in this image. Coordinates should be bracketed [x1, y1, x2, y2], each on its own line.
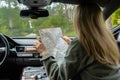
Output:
[33, 39, 47, 56]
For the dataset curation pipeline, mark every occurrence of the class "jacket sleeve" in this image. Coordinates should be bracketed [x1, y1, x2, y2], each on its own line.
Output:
[41, 39, 94, 80]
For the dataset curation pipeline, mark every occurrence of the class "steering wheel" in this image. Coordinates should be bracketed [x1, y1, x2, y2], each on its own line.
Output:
[0, 33, 10, 66]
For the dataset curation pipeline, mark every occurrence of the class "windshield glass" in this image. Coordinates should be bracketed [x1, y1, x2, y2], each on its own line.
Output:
[0, 1, 76, 37]
[0, 0, 119, 37]
[111, 8, 120, 27]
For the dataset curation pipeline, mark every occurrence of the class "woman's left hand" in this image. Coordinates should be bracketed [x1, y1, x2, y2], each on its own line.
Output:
[62, 35, 71, 45]
[33, 39, 47, 56]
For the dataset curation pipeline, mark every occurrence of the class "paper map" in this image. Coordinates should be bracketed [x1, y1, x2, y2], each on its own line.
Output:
[39, 27, 68, 63]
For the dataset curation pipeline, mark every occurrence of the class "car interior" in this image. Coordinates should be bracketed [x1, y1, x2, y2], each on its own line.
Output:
[0, 0, 120, 80]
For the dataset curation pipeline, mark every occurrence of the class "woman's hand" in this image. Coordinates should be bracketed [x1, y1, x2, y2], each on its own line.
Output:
[33, 39, 47, 56]
[62, 35, 71, 45]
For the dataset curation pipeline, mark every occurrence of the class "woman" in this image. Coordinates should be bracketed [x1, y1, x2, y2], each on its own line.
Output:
[34, 3, 120, 80]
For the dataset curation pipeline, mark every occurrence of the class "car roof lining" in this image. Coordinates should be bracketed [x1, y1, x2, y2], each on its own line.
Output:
[103, 0, 120, 20]
[52, 0, 111, 7]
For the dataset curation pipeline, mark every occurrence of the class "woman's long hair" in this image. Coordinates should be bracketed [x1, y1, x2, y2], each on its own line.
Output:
[74, 3, 120, 65]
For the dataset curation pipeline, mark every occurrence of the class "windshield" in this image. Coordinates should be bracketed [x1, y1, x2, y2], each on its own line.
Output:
[0, 0, 119, 37]
[0, 1, 76, 37]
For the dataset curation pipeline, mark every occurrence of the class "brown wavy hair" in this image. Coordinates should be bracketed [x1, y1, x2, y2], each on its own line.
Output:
[74, 3, 120, 65]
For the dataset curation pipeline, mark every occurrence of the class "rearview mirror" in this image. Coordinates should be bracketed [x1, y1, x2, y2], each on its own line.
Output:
[20, 9, 49, 19]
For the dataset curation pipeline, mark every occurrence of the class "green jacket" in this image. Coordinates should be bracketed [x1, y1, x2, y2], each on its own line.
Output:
[41, 38, 120, 80]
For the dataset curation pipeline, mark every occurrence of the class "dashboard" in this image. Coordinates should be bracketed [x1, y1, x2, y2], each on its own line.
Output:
[12, 37, 39, 57]
[0, 35, 43, 66]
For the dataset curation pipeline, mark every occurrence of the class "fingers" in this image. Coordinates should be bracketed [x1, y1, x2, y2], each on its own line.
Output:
[33, 36, 47, 56]
[33, 41, 42, 53]
[33, 40, 41, 49]
[62, 36, 69, 41]
[62, 35, 71, 45]
[33, 39, 47, 55]
[37, 36, 42, 42]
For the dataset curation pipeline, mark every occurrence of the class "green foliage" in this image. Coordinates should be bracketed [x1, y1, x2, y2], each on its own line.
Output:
[0, 2, 76, 37]
[111, 8, 120, 26]
[0, 26, 9, 35]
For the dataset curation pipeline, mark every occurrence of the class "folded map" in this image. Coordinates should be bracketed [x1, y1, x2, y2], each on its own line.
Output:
[39, 27, 68, 63]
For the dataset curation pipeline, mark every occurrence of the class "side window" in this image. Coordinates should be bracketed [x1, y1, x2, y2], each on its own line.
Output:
[111, 8, 120, 27]
[110, 8, 120, 40]
[106, 8, 120, 29]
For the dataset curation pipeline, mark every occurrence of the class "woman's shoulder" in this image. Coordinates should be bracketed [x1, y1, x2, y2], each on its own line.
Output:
[68, 37, 82, 51]
[71, 37, 80, 44]
[68, 37, 88, 56]
[70, 37, 82, 48]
